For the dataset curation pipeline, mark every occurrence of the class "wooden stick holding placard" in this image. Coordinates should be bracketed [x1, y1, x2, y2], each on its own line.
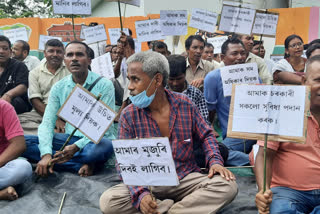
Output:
[118, 0, 123, 31]
[71, 14, 77, 40]
[263, 134, 268, 193]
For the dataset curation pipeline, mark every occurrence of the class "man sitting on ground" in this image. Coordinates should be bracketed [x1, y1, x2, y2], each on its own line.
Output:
[204, 38, 257, 166]
[12, 40, 40, 71]
[0, 99, 32, 201]
[99, 51, 237, 214]
[254, 55, 320, 214]
[22, 41, 115, 177]
[0, 35, 31, 114]
[19, 39, 69, 135]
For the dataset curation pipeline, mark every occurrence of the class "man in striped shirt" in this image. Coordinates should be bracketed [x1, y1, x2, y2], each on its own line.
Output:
[100, 51, 237, 214]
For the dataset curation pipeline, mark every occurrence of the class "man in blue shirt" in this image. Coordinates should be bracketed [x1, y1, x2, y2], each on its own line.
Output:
[204, 37, 256, 166]
[23, 41, 115, 177]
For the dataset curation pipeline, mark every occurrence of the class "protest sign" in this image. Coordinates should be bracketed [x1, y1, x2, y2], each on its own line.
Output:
[207, 36, 228, 54]
[57, 85, 116, 143]
[133, 38, 141, 53]
[252, 12, 279, 36]
[91, 53, 114, 80]
[38, 35, 62, 51]
[108, 28, 129, 45]
[220, 63, 260, 96]
[223, 0, 257, 9]
[3, 27, 28, 44]
[160, 10, 188, 36]
[106, 0, 141, 7]
[52, 0, 91, 15]
[83, 24, 107, 44]
[80, 25, 90, 40]
[270, 55, 284, 63]
[227, 84, 310, 143]
[135, 19, 165, 43]
[189, 8, 218, 33]
[219, 5, 256, 35]
[112, 137, 179, 186]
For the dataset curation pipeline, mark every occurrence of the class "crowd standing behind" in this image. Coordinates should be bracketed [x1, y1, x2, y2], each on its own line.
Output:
[0, 29, 319, 214]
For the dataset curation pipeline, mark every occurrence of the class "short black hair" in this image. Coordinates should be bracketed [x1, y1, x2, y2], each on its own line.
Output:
[45, 39, 64, 50]
[15, 40, 30, 54]
[308, 39, 320, 47]
[65, 40, 90, 57]
[284, 34, 303, 49]
[185, 35, 204, 50]
[88, 47, 95, 59]
[152, 41, 168, 51]
[111, 45, 117, 53]
[0, 35, 11, 48]
[253, 40, 263, 47]
[167, 55, 186, 77]
[204, 42, 214, 49]
[306, 43, 320, 59]
[127, 36, 135, 50]
[221, 38, 245, 55]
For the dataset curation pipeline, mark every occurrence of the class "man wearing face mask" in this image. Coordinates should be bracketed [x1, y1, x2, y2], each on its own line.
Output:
[100, 51, 237, 214]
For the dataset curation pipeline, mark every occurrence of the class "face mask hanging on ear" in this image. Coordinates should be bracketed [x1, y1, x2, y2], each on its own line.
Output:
[129, 76, 157, 108]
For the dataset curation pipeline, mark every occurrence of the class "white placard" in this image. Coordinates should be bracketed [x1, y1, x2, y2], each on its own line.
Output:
[88, 41, 106, 58]
[189, 8, 218, 33]
[135, 19, 165, 43]
[232, 85, 306, 137]
[83, 24, 107, 44]
[106, 0, 141, 7]
[91, 53, 114, 80]
[52, 0, 91, 15]
[220, 63, 260, 96]
[270, 55, 284, 63]
[223, 1, 257, 9]
[219, 5, 256, 35]
[80, 25, 90, 40]
[108, 28, 129, 45]
[3, 27, 28, 44]
[133, 38, 141, 53]
[160, 10, 188, 36]
[38, 35, 63, 51]
[112, 137, 179, 186]
[252, 13, 279, 36]
[57, 85, 116, 143]
[207, 36, 228, 54]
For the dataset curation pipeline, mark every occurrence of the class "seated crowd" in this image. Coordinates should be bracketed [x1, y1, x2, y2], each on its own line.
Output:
[0, 31, 319, 214]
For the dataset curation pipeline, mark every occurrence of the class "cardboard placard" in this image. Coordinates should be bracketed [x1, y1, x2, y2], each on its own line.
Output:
[57, 85, 116, 144]
[160, 10, 188, 36]
[218, 4, 256, 35]
[135, 19, 165, 43]
[227, 84, 310, 143]
[38, 35, 62, 51]
[112, 137, 179, 186]
[220, 63, 260, 96]
[189, 8, 218, 33]
[207, 36, 228, 54]
[108, 28, 129, 45]
[83, 24, 107, 44]
[91, 53, 114, 79]
[3, 27, 28, 44]
[252, 12, 279, 36]
[52, 0, 91, 15]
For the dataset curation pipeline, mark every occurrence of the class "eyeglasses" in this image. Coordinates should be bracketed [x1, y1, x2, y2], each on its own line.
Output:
[289, 42, 303, 49]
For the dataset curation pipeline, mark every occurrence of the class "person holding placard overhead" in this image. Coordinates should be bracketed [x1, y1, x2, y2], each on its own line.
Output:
[230, 34, 272, 85]
[22, 41, 115, 177]
[185, 35, 218, 90]
[272, 34, 306, 85]
[204, 37, 257, 166]
[100, 51, 237, 214]
[254, 55, 320, 214]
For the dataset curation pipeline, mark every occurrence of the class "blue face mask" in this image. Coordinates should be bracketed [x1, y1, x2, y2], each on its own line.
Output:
[129, 77, 157, 108]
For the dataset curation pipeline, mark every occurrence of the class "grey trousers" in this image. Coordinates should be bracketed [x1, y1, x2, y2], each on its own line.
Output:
[100, 172, 238, 214]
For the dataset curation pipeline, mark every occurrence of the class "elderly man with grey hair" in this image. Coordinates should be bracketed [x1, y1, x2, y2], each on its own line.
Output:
[99, 51, 237, 214]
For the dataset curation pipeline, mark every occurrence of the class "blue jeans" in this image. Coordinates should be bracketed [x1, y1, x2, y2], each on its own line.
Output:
[23, 133, 114, 173]
[222, 137, 256, 166]
[0, 159, 32, 189]
[270, 186, 320, 214]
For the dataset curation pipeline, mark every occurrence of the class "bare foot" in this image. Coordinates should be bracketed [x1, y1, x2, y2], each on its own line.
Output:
[0, 186, 18, 201]
[78, 164, 94, 177]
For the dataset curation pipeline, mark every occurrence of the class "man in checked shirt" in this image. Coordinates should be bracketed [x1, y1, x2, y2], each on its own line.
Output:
[100, 51, 237, 214]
